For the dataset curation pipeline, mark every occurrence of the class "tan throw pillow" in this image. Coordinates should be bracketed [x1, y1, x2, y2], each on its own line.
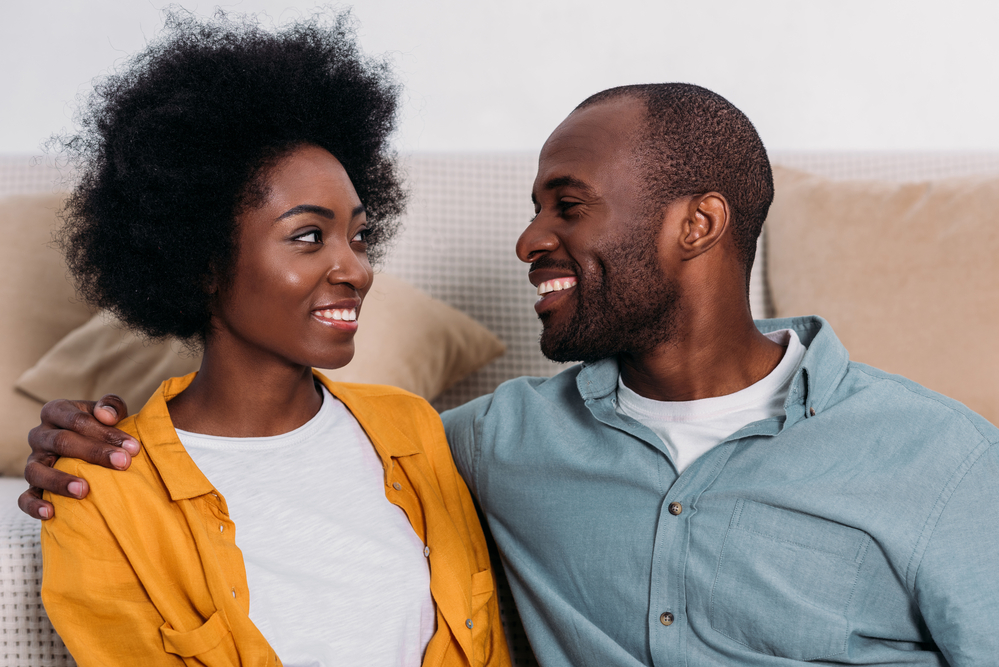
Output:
[0, 193, 95, 476]
[766, 166, 999, 425]
[16, 272, 505, 417]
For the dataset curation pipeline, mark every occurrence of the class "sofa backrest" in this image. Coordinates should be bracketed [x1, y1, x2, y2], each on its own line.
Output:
[4, 152, 999, 417]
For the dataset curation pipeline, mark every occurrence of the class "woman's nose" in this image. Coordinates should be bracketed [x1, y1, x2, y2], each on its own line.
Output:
[326, 246, 372, 291]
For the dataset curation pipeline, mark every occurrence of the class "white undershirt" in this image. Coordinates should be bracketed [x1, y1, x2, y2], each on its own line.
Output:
[176, 385, 435, 667]
[616, 329, 806, 474]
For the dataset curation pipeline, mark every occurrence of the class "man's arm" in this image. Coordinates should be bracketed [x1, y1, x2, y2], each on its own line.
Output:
[915, 441, 999, 665]
[20, 394, 140, 519]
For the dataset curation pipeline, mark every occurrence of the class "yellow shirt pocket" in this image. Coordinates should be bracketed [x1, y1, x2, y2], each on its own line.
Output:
[160, 609, 235, 660]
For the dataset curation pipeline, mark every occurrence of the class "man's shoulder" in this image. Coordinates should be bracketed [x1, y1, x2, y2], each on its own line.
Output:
[442, 364, 586, 425]
[762, 314, 998, 444]
[837, 360, 999, 444]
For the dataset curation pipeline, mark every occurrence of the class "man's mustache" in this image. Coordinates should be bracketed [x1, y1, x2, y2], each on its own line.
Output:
[529, 257, 580, 274]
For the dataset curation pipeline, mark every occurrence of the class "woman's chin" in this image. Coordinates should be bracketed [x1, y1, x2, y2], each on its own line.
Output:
[308, 346, 355, 372]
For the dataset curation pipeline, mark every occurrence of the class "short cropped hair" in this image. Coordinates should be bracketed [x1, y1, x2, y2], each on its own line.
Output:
[577, 83, 773, 281]
[55, 9, 405, 342]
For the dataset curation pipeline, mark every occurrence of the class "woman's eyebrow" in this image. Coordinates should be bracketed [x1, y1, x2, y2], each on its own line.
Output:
[276, 204, 367, 221]
[277, 204, 336, 221]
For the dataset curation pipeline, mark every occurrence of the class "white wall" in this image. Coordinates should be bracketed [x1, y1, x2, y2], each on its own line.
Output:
[2, 0, 998, 154]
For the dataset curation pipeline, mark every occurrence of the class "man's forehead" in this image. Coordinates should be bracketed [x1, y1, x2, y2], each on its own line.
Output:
[533, 97, 645, 196]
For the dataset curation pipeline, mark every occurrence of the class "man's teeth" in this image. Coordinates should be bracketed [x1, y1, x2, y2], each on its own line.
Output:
[317, 308, 357, 322]
[537, 277, 578, 296]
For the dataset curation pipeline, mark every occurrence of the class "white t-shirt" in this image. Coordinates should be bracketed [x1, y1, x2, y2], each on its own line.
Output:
[616, 329, 806, 474]
[176, 385, 435, 667]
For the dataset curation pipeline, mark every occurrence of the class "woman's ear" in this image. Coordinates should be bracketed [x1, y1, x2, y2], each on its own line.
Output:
[678, 192, 730, 260]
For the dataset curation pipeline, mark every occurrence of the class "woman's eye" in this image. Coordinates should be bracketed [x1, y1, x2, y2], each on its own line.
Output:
[352, 228, 371, 243]
[293, 230, 322, 244]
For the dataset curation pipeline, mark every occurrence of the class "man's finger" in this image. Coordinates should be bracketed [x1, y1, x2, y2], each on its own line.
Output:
[35, 399, 140, 460]
[29, 419, 135, 471]
[18, 486, 55, 520]
[24, 457, 91, 499]
[93, 394, 129, 428]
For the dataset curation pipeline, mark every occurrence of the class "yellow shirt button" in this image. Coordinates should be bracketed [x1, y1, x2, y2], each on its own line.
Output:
[392, 482, 402, 491]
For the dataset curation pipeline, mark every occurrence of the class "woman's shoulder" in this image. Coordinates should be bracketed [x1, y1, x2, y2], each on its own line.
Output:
[51, 412, 168, 502]
[320, 380, 436, 413]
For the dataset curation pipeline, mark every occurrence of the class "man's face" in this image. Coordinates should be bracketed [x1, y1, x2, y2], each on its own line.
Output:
[517, 97, 682, 363]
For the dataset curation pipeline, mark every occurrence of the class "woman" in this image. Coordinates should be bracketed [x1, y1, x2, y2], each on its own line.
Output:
[39, 10, 509, 667]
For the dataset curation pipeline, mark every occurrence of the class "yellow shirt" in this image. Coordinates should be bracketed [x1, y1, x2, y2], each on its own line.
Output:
[42, 372, 511, 667]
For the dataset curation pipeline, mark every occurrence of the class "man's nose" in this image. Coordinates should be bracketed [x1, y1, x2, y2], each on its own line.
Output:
[516, 216, 560, 264]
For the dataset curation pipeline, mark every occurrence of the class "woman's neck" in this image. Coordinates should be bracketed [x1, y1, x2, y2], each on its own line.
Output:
[167, 345, 324, 438]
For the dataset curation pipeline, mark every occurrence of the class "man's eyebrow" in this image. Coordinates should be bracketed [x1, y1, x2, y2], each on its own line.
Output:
[545, 176, 595, 194]
[533, 176, 597, 203]
[276, 203, 366, 221]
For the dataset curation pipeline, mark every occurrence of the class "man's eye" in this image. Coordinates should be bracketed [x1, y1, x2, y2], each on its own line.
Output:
[293, 230, 322, 243]
[558, 200, 580, 213]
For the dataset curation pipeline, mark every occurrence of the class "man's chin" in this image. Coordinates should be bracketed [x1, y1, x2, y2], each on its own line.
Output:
[539, 328, 610, 364]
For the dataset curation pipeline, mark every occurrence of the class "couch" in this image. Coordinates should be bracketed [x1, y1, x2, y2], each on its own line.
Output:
[0, 151, 997, 665]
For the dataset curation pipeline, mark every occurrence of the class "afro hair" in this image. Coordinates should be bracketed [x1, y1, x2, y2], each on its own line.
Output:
[55, 8, 405, 342]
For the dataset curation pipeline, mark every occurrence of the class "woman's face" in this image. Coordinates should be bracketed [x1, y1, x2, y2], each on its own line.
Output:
[210, 144, 374, 372]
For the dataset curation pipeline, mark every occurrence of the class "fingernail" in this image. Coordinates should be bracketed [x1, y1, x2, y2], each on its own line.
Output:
[39, 506, 52, 519]
[121, 438, 140, 455]
[110, 451, 128, 469]
[68, 481, 84, 498]
[100, 405, 118, 418]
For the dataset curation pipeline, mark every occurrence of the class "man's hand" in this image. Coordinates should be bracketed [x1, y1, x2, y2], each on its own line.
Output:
[19, 395, 139, 520]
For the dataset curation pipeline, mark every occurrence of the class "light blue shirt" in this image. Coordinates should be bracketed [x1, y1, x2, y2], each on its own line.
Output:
[442, 316, 999, 666]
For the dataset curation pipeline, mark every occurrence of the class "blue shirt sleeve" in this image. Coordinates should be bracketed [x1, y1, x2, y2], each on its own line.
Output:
[440, 394, 493, 500]
[914, 440, 999, 665]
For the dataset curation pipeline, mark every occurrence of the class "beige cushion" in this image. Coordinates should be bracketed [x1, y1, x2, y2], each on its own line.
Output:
[0, 194, 95, 477]
[17, 272, 505, 418]
[766, 166, 999, 425]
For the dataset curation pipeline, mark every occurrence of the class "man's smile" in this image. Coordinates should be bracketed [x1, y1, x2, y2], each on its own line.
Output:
[533, 276, 578, 315]
[537, 276, 578, 296]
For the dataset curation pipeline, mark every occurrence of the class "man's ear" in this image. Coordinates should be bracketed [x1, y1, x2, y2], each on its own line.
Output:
[678, 192, 730, 260]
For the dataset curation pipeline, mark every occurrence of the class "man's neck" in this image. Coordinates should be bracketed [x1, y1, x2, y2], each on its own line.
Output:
[618, 314, 785, 403]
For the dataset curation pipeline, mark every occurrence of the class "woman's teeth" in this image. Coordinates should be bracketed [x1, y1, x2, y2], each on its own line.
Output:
[317, 308, 357, 321]
[537, 277, 578, 295]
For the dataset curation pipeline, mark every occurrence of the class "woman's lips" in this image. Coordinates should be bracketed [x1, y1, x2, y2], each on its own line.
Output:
[312, 307, 358, 329]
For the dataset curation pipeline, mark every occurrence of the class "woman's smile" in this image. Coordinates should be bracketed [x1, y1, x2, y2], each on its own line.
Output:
[311, 301, 361, 330]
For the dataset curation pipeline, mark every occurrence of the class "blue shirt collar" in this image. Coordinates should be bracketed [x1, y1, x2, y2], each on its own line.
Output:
[575, 315, 850, 427]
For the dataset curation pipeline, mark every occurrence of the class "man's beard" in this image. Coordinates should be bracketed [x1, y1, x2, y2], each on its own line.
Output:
[535, 235, 682, 364]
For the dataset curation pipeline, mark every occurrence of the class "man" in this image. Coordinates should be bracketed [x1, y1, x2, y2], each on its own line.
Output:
[22, 84, 999, 665]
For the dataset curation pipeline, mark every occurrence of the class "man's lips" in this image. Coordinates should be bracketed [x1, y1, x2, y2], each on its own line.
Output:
[532, 276, 578, 315]
[536, 276, 578, 296]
